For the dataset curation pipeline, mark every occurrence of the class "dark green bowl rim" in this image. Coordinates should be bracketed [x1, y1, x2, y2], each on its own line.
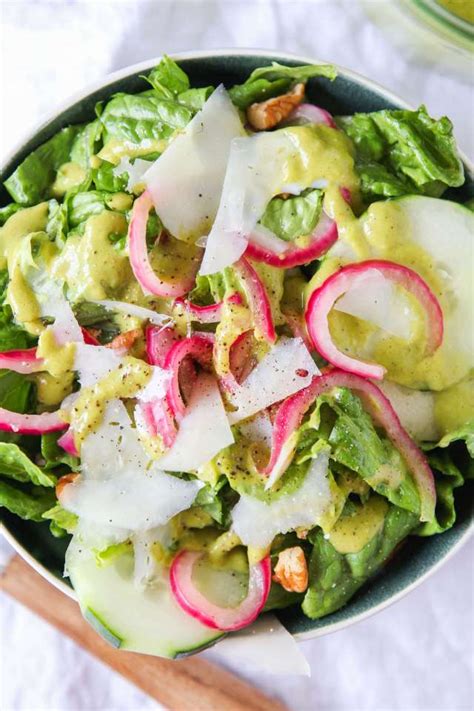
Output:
[1, 49, 472, 642]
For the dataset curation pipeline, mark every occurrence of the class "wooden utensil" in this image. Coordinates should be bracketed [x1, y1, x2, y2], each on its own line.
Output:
[1, 554, 289, 711]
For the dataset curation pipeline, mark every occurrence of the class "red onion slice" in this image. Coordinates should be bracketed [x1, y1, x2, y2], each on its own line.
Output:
[285, 103, 337, 128]
[128, 190, 197, 298]
[305, 260, 444, 380]
[234, 258, 276, 343]
[57, 429, 79, 457]
[164, 333, 215, 421]
[170, 551, 271, 631]
[0, 408, 67, 435]
[0, 348, 44, 375]
[245, 211, 338, 269]
[174, 292, 242, 324]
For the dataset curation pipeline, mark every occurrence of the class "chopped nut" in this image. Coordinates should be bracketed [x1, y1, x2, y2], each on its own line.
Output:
[246, 83, 305, 131]
[296, 528, 309, 540]
[272, 545, 309, 593]
[106, 328, 142, 352]
[56, 472, 79, 499]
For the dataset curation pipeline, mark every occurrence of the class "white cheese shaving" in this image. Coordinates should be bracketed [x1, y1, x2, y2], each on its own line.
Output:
[227, 337, 319, 424]
[61, 400, 202, 530]
[199, 131, 308, 275]
[144, 85, 244, 241]
[377, 380, 439, 442]
[93, 300, 172, 326]
[334, 270, 414, 339]
[157, 372, 234, 472]
[73, 344, 122, 388]
[231, 450, 331, 548]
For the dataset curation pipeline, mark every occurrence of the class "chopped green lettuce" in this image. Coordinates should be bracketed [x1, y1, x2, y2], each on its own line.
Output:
[260, 189, 323, 242]
[339, 106, 464, 201]
[4, 126, 88, 205]
[42, 503, 78, 537]
[0, 479, 56, 522]
[0, 203, 22, 226]
[0, 270, 35, 351]
[416, 449, 465, 537]
[305, 388, 421, 517]
[229, 62, 337, 109]
[302, 501, 418, 618]
[145, 55, 191, 97]
[92, 160, 128, 192]
[98, 92, 193, 149]
[0, 442, 56, 487]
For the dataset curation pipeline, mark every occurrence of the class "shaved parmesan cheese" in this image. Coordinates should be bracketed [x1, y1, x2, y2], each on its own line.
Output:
[231, 451, 331, 548]
[37, 280, 84, 345]
[62, 400, 202, 530]
[93, 300, 172, 326]
[158, 373, 234, 472]
[227, 337, 319, 424]
[136, 365, 171, 403]
[144, 85, 244, 241]
[74, 344, 122, 387]
[200, 130, 312, 275]
[207, 613, 311, 676]
[377, 380, 439, 442]
[334, 270, 414, 339]
[238, 411, 273, 447]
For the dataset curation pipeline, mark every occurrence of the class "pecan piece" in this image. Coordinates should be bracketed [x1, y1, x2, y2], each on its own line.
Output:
[272, 545, 309, 593]
[106, 328, 142, 352]
[246, 83, 305, 130]
[56, 472, 79, 499]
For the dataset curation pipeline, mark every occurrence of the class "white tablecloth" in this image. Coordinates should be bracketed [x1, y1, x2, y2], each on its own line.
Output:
[1, 2, 473, 709]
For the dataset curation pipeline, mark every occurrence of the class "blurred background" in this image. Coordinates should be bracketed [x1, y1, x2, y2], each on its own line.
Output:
[1, 1, 473, 710]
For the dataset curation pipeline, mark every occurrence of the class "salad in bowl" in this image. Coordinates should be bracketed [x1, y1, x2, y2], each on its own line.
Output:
[0, 55, 472, 659]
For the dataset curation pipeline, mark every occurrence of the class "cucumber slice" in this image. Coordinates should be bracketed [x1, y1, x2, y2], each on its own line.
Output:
[349, 196, 474, 390]
[67, 547, 224, 659]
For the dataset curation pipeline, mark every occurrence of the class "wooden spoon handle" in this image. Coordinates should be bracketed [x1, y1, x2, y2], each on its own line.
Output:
[1, 554, 288, 711]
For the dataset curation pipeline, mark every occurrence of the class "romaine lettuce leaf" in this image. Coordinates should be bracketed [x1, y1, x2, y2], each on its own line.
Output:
[92, 160, 128, 192]
[302, 501, 418, 618]
[98, 92, 193, 149]
[4, 126, 87, 205]
[66, 190, 130, 230]
[177, 87, 214, 111]
[0, 479, 56, 522]
[0, 442, 56, 487]
[229, 62, 337, 109]
[339, 106, 464, 201]
[0, 270, 35, 351]
[260, 189, 323, 242]
[42, 503, 77, 537]
[145, 55, 191, 97]
[416, 449, 465, 537]
[303, 388, 421, 516]
[0, 203, 22, 226]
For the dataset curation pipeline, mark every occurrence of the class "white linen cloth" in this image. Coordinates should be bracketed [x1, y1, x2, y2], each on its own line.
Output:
[1, 1, 473, 709]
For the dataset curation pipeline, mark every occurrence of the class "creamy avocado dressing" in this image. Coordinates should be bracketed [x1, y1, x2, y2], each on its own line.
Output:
[327, 495, 388, 554]
[437, 0, 474, 23]
[0, 204, 49, 328]
[52, 162, 87, 197]
[70, 356, 152, 445]
[434, 377, 474, 434]
[36, 372, 75, 407]
[53, 211, 132, 301]
[306, 198, 469, 391]
[98, 138, 167, 164]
